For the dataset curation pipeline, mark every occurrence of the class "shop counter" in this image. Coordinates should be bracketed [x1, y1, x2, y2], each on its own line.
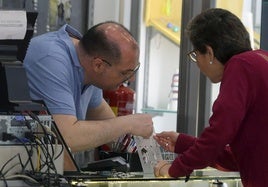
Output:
[69, 169, 242, 187]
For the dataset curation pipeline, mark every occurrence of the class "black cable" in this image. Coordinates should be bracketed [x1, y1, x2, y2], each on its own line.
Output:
[0, 112, 64, 186]
[21, 114, 45, 173]
[0, 171, 8, 187]
[37, 132, 57, 175]
[32, 137, 48, 171]
[24, 111, 65, 186]
[24, 171, 64, 187]
[25, 112, 57, 169]
[0, 153, 25, 187]
[185, 175, 190, 182]
[6, 111, 65, 186]
[50, 123, 64, 160]
[0, 154, 23, 175]
[0, 155, 19, 187]
[2, 163, 23, 177]
[34, 137, 57, 173]
[27, 111, 56, 159]
[14, 136, 35, 173]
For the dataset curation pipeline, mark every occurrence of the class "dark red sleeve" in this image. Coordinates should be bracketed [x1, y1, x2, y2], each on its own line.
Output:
[174, 133, 196, 154]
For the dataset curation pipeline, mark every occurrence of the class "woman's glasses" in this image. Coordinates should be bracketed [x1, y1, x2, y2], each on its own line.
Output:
[187, 50, 197, 63]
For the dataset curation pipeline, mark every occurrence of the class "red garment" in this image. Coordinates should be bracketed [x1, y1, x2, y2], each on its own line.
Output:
[170, 50, 268, 187]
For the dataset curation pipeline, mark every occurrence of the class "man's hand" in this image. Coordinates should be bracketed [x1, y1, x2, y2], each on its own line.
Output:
[127, 113, 153, 138]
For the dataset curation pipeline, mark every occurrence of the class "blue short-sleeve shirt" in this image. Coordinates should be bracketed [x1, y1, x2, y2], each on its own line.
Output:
[24, 24, 102, 120]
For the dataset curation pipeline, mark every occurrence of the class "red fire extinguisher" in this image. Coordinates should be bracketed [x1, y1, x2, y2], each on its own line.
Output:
[103, 83, 135, 116]
[101, 84, 136, 153]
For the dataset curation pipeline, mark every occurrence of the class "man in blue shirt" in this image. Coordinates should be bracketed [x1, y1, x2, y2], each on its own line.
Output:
[24, 21, 153, 169]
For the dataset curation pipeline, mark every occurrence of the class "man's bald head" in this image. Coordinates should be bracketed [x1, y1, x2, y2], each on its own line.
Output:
[80, 21, 139, 63]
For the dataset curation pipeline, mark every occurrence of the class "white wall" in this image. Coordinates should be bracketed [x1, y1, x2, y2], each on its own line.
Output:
[147, 33, 180, 109]
[92, 0, 131, 29]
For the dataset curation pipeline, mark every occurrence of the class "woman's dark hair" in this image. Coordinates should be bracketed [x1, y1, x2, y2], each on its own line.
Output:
[80, 21, 135, 63]
[186, 8, 252, 64]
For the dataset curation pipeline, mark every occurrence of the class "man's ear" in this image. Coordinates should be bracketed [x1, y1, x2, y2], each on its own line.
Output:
[92, 58, 105, 73]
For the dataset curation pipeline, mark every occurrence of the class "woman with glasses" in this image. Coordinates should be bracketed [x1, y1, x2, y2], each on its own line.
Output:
[154, 8, 268, 187]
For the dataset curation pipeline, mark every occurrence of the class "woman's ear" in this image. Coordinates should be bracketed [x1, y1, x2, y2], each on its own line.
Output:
[206, 45, 214, 61]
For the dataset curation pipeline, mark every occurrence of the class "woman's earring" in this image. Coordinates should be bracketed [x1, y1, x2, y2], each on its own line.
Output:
[209, 61, 213, 65]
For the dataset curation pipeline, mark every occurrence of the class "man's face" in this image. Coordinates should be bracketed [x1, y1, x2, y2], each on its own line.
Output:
[98, 23, 140, 90]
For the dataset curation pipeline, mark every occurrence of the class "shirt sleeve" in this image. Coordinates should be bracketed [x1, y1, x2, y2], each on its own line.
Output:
[174, 133, 196, 154]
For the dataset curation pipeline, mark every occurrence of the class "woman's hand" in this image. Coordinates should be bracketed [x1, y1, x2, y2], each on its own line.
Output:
[153, 131, 179, 152]
[154, 160, 171, 177]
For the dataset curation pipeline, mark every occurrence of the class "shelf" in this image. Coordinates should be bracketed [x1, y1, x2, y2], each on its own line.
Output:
[149, 18, 181, 45]
[144, 0, 182, 45]
[141, 107, 177, 115]
[144, 0, 260, 48]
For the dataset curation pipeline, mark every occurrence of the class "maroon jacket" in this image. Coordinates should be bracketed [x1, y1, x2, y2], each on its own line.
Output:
[170, 50, 268, 187]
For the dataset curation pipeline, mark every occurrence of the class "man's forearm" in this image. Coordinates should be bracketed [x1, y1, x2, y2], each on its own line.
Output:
[53, 113, 153, 152]
[54, 116, 129, 152]
[69, 118, 130, 152]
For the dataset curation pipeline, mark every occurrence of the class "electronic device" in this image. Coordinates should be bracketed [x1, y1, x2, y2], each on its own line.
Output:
[0, 61, 47, 112]
[0, 26, 46, 112]
[0, 114, 52, 144]
[0, 11, 37, 62]
[79, 133, 163, 176]
[0, 10, 44, 113]
[78, 131, 163, 176]
[81, 156, 129, 172]
[0, 113, 64, 183]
